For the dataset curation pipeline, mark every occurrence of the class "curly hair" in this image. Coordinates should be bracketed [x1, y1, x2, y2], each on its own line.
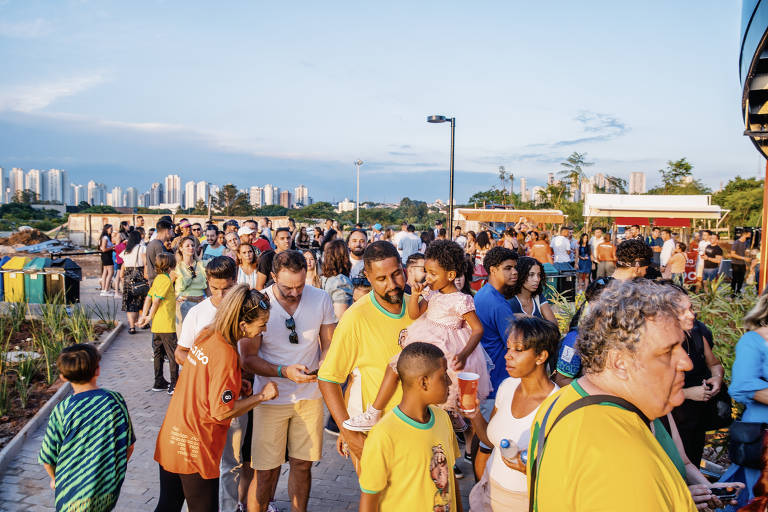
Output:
[512, 256, 545, 297]
[615, 238, 653, 268]
[424, 239, 465, 274]
[482, 247, 518, 274]
[576, 279, 681, 373]
[321, 239, 352, 277]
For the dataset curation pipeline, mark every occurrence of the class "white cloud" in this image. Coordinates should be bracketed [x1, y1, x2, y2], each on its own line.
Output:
[0, 74, 106, 112]
[0, 18, 49, 38]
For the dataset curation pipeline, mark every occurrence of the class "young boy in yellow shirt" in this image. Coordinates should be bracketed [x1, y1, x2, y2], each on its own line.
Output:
[359, 342, 463, 512]
[138, 252, 178, 394]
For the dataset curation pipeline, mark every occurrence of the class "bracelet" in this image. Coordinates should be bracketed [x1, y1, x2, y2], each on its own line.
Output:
[277, 365, 283, 378]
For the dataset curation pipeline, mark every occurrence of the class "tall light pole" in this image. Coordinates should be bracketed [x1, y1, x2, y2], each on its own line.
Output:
[427, 115, 455, 232]
[354, 159, 363, 224]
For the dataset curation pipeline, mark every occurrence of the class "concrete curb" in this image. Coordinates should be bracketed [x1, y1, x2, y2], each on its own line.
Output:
[0, 321, 124, 474]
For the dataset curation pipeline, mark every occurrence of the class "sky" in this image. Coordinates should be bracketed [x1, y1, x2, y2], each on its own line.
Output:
[0, 0, 760, 204]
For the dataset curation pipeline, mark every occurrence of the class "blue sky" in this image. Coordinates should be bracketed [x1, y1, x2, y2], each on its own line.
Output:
[0, 0, 758, 203]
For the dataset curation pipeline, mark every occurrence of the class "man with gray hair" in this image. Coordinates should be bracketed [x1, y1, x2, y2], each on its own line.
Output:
[527, 279, 699, 511]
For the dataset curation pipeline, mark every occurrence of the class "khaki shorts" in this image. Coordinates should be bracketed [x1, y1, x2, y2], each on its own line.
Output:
[250, 399, 324, 470]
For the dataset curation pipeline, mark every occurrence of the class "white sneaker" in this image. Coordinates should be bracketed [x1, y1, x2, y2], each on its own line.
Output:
[99, 291, 110, 296]
[267, 502, 280, 512]
[343, 405, 382, 432]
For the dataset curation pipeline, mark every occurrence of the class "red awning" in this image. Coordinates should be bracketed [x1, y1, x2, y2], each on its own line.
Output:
[614, 217, 650, 226]
[652, 218, 692, 227]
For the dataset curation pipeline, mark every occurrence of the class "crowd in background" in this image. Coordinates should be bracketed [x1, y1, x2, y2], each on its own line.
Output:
[38, 213, 768, 512]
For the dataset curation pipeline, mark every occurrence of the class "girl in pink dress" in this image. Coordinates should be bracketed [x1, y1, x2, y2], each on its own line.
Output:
[344, 240, 490, 432]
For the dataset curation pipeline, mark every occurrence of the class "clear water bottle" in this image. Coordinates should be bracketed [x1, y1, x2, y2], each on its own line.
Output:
[499, 438, 518, 460]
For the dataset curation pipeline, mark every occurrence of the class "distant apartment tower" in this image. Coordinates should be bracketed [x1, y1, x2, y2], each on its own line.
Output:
[209, 184, 220, 201]
[337, 198, 355, 213]
[107, 186, 123, 207]
[249, 186, 263, 208]
[294, 185, 309, 207]
[46, 169, 68, 203]
[531, 186, 546, 205]
[9, 168, 24, 200]
[547, 172, 556, 186]
[164, 174, 181, 204]
[184, 181, 196, 209]
[138, 192, 150, 208]
[87, 180, 106, 206]
[70, 184, 84, 205]
[581, 177, 595, 198]
[150, 182, 163, 206]
[263, 184, 276, 205]
[519, 178, 528, 202]
[629, 172, 646, 194]
[593, 173, 607, 191]
[279, 190, 292, 208]
[0, 167, 4, 203]
[25, 169, 45, 201]
[125, 187, 138, 208]
[196, 181, 209, 206]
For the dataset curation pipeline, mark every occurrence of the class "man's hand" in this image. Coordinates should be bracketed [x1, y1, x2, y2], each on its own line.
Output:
[341, 428, 366, 460]
[257, 381, 279, 401]
[240, 379, 253, 397]
[703, 376, 722, 396]
[336, 435, 349, 458]
[284, 364, 318, 384]
[683, 385, 711, 402]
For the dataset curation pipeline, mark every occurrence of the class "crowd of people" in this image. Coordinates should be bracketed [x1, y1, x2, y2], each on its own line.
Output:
[36, 214, 768, 512]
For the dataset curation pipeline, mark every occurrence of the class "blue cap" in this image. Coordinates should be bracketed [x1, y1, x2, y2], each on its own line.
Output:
[499, 439, 511, 449]
[373, 223, 382, 230]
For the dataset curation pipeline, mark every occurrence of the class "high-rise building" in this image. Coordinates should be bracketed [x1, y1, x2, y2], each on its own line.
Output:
[164, 174, 181, 204]
[184, 181, 196, 209]
[519, 178, 528, 202]
[70, 184, 84, 205]
[125, 187, 138, 208]
[279, 190, 292, 208]
[337, 198, 355, 213]
[138, 192, 150, 208]
[9, 168, 24, 201]
[87, 180, 106, 206]
[547, 172, 556, 186]
[107, 186, 123, 207]
[294, 185, 309, 207]
[25, 169, 45, 201]
[45, 169, 68, 203]
[581, 177, 595, 198]
[196, 181, 209, 206]
[629, 172, 646, 194]
[150, 182, 163, 206]
[263, 184, 276, 205]
[249, 186, 263, 208]
[593, 173, 607, 191]
[0, 167, 5, 204]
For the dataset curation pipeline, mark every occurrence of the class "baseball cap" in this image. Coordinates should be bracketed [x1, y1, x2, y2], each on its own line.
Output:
[373, 223, 382, 230]
[237, 226, 255, 236]
[224, 219, 240, 228]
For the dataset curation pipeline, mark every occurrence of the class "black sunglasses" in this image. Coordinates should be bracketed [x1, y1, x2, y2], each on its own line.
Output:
[285, 316, 299, 344]
[243, 291, 270, 316]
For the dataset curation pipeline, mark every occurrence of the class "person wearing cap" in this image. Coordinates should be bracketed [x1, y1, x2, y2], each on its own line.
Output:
[224, 219, 240, 234]
[612, 238, 653, 280]
[238, 225, 255, 246]
[172, 219, 198, 252]
[372, 223, 383, 242]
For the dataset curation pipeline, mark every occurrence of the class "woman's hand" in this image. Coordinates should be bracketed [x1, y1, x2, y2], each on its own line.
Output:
[411, 282, 425, 296]
[169, 270, 178, 282]
[501, 453, 526, 474]
[335, 434, 349, 458]
[257, 381, 279, 401]
[683, 385, 711, 402]
[704, 376, 722, 396]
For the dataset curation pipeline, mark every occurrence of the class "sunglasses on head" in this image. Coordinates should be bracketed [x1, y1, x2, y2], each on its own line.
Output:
[243, 291, 270, 316]
[285, 316, 299, 344]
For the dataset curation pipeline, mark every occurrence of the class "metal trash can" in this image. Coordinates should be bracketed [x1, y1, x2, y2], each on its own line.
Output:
[24, 257, 52, 304]
[3, 256, 28, 302]
[44, 258, 81, 304]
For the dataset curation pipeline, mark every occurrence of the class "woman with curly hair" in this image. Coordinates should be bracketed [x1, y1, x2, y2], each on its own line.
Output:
[509, 256, 558, 327]
[321, 239, 354, 320]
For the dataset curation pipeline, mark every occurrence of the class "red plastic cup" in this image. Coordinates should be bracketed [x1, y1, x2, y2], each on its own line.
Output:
[457, 372, 480, 413]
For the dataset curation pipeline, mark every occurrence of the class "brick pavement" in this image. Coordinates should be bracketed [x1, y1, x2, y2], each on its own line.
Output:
[0, 283, 475, 511]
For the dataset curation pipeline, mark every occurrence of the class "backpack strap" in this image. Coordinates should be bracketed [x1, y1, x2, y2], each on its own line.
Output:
[528, 394, 650, 512]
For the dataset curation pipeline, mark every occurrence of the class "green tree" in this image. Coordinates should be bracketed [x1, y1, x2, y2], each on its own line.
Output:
[396, 198, 428, 224]
[648, 158, 711, 195]
[558, 152, 593, 199]
[292, 202, 337, 221]
[211, 184, 251, 216]
[712, 176, 764, 227]
[12, 189, 39, 204]
[604, 175, 628, 194]
[254, 204, 289, 217]
[80, 205, 119, 214]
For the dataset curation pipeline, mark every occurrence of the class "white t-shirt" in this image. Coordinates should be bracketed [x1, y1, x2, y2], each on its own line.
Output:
[177, 298, 217, 349]
[253, 284, 336, 405]
[550, 235, 571, 263]
[660, 239, 676, 267]
[454, 235, 467, 249]
[120, 245, 146, 268]
[485, 377, 559, 492]
[350, 257, 364, 280]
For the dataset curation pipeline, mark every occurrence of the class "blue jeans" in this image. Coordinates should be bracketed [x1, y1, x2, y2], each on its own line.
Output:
[702, 268, 719, 282]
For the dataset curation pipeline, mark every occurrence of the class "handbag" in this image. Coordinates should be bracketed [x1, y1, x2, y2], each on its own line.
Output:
[701, 382, 733, 431]
[128, 279, 149, 297]
[729, 421, 768, 469]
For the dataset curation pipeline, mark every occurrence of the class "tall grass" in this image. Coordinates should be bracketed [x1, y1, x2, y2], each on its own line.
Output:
[67, 306, 94, 345]
[89, 300, 118, 329]
[13, 354, 38, 409]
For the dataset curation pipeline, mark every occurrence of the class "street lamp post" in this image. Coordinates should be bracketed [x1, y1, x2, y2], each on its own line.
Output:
[354, 159, 363, 224]
[427, 115, 456, 233]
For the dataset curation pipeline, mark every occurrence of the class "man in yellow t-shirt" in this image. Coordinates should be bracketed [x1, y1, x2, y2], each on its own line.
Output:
[359, 343, 461, 512]
[527, 279, 699, 512]
[319, 241, 413, 465]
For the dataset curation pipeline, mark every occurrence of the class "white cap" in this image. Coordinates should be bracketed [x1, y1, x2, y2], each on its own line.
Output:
[237, 226, 255, 236]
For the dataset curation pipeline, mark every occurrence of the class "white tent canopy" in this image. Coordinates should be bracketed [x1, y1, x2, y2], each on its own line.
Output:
[583, 194, 726, 220]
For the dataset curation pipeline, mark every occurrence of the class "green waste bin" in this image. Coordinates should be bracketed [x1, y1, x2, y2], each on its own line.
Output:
[23, 257, 51, 304]
[3, 256, 28, 302]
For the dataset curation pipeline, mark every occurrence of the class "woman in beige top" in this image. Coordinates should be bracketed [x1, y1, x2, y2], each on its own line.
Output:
[668, 242, 688, 287]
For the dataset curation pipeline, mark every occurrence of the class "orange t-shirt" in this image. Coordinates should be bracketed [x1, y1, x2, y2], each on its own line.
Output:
[530, 241, 552, 263]
[596, 242, 616, 262]
[154, 330, 241, 478]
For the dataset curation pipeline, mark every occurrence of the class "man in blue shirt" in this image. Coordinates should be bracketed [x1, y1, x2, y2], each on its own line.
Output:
[647, 227, 664, 267]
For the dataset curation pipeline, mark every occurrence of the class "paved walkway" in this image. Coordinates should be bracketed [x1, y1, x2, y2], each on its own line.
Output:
[0, 286, 475, 511]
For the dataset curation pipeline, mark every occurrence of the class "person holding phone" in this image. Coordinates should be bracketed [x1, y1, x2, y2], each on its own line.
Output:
[241, 251, 337, 512]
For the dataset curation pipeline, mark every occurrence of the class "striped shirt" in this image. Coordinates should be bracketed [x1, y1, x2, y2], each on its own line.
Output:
[39, 389, 135, 512]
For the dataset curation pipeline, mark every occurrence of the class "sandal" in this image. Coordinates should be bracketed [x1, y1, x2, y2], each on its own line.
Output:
[129, 327, 136, 335]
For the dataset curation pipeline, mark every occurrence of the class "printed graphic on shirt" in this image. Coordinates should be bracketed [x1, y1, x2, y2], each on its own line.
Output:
[430, 444, 451, 511]
[398, 328, 408, 348]
[221, 390, 233, 403]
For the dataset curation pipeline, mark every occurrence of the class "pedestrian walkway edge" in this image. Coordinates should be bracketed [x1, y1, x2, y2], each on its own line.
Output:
[0, 321, 124, 474]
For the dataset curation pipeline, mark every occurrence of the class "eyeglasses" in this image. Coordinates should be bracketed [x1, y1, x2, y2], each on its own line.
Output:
[285, 316, 299, 344]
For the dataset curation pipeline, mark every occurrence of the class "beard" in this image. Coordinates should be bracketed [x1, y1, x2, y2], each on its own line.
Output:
[351, 248, 365, 258]
[381, 287, 404, 304]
